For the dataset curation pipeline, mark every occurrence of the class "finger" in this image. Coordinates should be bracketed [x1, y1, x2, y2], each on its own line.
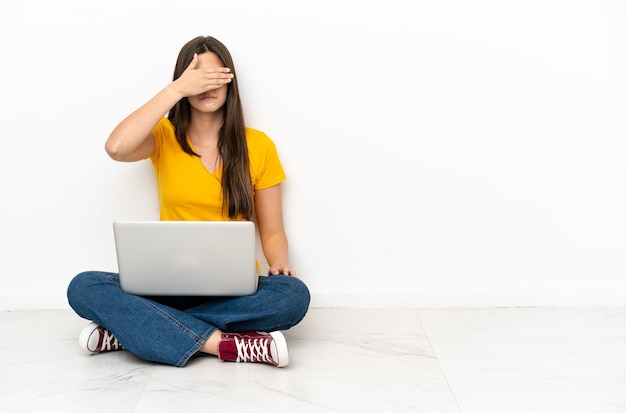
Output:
[187, 53, 199, 70]
[203, 68, 234, 80]
[282, 267, 297, 277]
[268, 267, 284, 276]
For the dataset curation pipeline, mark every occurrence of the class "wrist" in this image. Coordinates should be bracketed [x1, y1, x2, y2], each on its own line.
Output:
[164, 81, 185, 101]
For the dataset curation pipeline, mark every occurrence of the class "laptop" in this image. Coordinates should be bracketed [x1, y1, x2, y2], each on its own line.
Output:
[113, 220, 259, 296]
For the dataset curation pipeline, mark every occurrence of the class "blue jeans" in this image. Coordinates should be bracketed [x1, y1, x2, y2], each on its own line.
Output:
[67, 271, 310, 367]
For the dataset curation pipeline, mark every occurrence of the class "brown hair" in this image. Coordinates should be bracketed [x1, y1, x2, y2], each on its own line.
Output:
[168, 36, 253, 220]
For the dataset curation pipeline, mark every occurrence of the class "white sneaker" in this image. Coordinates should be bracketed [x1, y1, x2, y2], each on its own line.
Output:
[78, 322, 124, 354]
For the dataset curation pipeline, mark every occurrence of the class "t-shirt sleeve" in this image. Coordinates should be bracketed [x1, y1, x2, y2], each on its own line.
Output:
[149, 117, 171, 165]
[249, 130, 286, 190]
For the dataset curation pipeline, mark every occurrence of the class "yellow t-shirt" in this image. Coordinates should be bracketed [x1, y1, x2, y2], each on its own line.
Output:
[150, 117, 286, 221]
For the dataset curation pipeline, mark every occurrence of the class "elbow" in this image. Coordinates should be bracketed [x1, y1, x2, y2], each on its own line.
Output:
[104, 132, 153, 162]
[104, 139, 124, 161]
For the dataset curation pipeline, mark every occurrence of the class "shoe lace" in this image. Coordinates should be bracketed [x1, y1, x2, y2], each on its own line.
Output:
[101, 329, 122, 351]
[234, 336, 272, 363]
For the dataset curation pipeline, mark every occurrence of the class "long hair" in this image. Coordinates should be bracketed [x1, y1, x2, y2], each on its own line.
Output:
[168, 36, 253, 220]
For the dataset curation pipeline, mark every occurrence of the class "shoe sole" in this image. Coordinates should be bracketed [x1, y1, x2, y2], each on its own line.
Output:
[270, 331, 289, 367]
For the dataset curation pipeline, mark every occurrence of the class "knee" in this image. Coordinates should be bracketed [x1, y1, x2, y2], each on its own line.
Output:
[67, 271, 118, 309]
[290, 276, 311, 312]
[292, 277, 311, 323]
[67, 271, 99, 297]
[271, 275, 311, 323]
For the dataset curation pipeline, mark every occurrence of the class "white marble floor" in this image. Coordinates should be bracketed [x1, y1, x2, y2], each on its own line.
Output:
[1, 307, 625, 412]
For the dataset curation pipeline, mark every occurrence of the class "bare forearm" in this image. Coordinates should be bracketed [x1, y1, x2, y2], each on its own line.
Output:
[254, 185, 296, 276]
[105, 84, 182, 161]
[262, 232, 290, 274]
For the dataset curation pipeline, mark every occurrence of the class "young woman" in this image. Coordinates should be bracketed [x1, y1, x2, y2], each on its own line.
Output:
[67, 36, 310, 368]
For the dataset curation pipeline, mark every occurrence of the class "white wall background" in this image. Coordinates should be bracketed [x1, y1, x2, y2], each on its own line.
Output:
[1, 0, 624, 309]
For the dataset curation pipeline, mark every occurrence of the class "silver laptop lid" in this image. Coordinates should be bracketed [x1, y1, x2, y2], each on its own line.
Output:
[113, 220, 258, 296]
